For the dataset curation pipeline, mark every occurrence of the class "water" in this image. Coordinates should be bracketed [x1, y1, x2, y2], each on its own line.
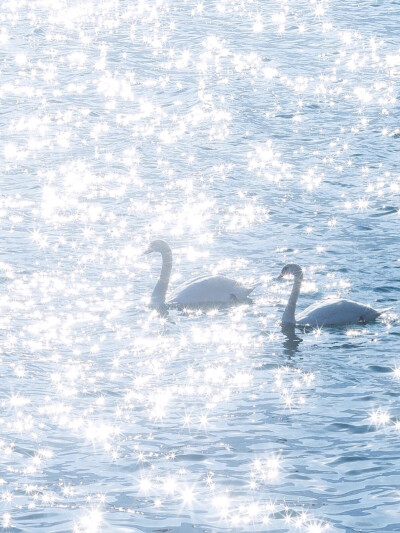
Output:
[0, 1, 399, 532]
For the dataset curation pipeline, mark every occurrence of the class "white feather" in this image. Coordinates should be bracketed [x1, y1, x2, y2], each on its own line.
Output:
[296, 298, 380, 327]
[168, 275, 257, 306]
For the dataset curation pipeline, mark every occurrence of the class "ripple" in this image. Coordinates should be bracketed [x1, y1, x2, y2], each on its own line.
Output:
[368, 365, 392, 373]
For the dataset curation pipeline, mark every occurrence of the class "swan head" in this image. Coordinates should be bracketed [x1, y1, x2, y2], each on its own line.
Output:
[144, 239, 172, 255]
[277, 263, 303, 280]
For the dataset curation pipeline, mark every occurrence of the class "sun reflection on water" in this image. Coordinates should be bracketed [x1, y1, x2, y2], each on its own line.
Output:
[0, 0, 398, 531]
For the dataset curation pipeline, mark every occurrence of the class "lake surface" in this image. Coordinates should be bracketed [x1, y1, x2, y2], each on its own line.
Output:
[0, 1, 400, 532]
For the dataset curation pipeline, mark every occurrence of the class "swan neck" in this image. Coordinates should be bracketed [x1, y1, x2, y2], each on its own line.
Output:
[151, 248, 172, 305]
[282, 273, 302, 325]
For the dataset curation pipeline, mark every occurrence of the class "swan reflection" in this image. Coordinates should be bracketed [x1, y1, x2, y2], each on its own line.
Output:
[281, 324, 303, 357]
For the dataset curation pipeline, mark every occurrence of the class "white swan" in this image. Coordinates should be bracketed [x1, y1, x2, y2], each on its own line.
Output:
[277, 263, 383, 327]
[144, 240, 258, 308]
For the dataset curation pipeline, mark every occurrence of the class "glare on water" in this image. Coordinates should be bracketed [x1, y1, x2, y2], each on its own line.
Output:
[0, 0, 399, 532]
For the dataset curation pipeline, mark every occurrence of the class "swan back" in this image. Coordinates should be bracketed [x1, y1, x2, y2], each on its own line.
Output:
[297, 299, 381, 327]
[168, 275, 256, 306]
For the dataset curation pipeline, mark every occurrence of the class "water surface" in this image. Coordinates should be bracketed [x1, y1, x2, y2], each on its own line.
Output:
[0, 1, 400, 532]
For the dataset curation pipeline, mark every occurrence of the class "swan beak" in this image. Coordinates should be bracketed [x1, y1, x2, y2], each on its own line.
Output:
[275, 273, 284, 281]
[142, 247, 153, 255]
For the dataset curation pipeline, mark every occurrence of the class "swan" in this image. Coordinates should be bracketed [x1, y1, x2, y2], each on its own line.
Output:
[144, 239, 258, 308]
[277, 263, 383, 327]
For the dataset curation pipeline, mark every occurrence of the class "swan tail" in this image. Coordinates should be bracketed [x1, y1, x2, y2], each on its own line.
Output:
[246, 282, 261, 296]
[377, 307, 394, 316]
[359, 307, 394, 324]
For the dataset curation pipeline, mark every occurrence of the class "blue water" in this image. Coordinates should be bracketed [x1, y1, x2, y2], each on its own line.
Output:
[0, 1, 400, 532]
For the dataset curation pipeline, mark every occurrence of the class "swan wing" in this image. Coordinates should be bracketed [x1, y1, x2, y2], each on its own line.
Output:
[297, 299, 380, 327]
[167, 275, 257, 306]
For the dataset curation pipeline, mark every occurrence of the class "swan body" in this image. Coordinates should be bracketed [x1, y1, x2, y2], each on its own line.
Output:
[168, 274, 255, 306]
[296, 298, 380, 327]
[145, 240, 258, 308]
[278, 263, 382, 327]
